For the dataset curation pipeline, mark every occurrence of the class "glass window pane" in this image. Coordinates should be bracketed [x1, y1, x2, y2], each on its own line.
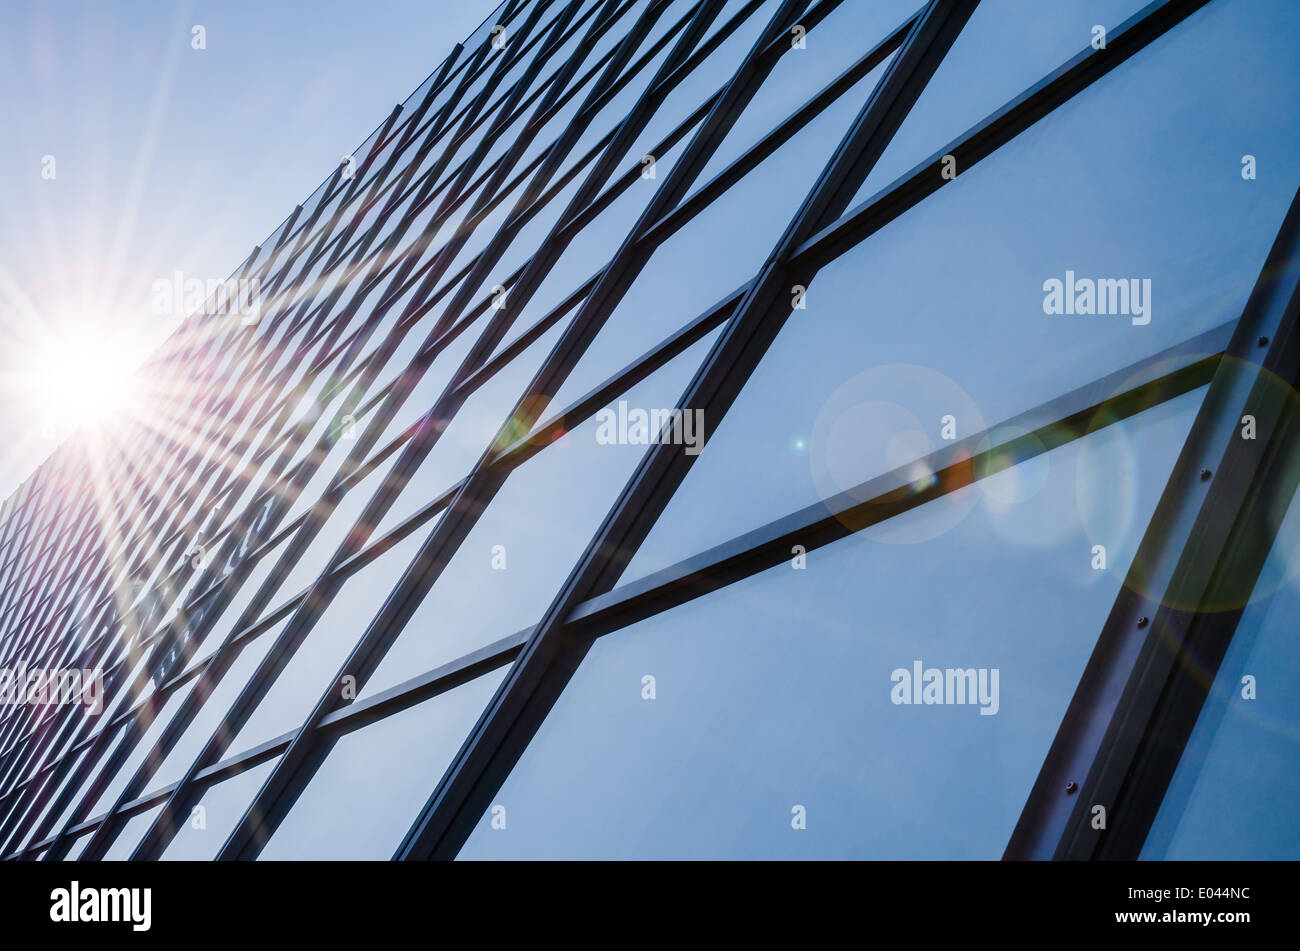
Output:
[866, 0, 1300, 210]
[225, 527, 428, 756]
[620, 0, 1300, 582]
[258, 668, 509, 860]
[363, 328, 720, 699]
[688, 0, 916, 189]
[547, 62, 883, 416]
[607, 0, 782, 188]
[148, 616, 291, 790]
[101, 803, 165, 861]
[458, 388, 1203, 859]
[160, 757, 281, 860]
[850, 0, 1153, 205]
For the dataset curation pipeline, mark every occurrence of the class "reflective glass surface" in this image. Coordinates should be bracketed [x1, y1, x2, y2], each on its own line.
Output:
[259, 669, 508, 860]
[460, 389, 1203, 858]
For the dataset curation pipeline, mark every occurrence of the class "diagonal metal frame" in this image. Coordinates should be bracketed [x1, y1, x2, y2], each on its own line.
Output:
[1034, 184, 1300, 860]
[122, 0, 663, 861]
[205, 0, 777, 862]
[3, 0, 1293, 864]
[10, 319, 1224, 856]
[395, 0, 980, 861]
[69, 0, 577, 863]
[26, 0, 545, 861]
[5, 0, 707, 852]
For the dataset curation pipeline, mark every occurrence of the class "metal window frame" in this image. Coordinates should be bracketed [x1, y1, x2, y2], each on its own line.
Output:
[3, 0, 1298, 864]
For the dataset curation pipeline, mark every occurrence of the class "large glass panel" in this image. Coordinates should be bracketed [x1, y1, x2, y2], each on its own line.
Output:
[362, 328, 721, 698]
[224, 527, 429, 756]
[147, 616, 291, 790]
[1141, 485, 1300, 859]
[545, 62, 884, 416]
[849, 0, 1154, 205]
[620, 0, 1300, 582]
[687, 0, 916, 190]
[258, 668, 509, 860]
[160, 757, 281, 860]
[101, 803, 165, 861]
[458, 388, 1203, 859]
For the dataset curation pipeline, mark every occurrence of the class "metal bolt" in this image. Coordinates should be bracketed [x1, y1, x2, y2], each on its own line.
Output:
[1137, 616, 1149, 628]
[1066, 781, 1078, 794]
[1200, 468, 1212, 481]
[1259, 336, 1269, 347]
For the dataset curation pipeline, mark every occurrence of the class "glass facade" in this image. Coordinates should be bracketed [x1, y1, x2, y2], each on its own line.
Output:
[1, 0, 1298, 862]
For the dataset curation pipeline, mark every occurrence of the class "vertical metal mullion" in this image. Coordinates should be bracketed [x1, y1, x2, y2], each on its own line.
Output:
[1009, 184, 1300, 861]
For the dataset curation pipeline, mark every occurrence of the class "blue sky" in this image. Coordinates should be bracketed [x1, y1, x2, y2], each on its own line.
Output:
[0, 0, 500, 498]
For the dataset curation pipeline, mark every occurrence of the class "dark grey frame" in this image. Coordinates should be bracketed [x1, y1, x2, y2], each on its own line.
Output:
[0, 0, 1294, 862]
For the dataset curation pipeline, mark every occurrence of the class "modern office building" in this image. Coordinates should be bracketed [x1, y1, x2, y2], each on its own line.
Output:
[1, 0, 1298, 861]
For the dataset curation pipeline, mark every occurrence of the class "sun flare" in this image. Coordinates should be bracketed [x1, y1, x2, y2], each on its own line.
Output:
[26, 332, 140, 438]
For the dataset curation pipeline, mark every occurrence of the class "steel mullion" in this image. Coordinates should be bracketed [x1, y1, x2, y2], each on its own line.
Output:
[8, 316, 1219, 860]
[236, 0, 805, 862]
[132, 0, 626, 863]
[1023, 183, 1300, 861]
[104, 0, 573, 864]
[789, 0, 1216, 272]
[201, 0, 746, 862]
[397, 0, 976, 860]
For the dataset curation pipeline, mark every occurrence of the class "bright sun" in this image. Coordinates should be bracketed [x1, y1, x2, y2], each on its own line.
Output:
[29, 335, 138, 438]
